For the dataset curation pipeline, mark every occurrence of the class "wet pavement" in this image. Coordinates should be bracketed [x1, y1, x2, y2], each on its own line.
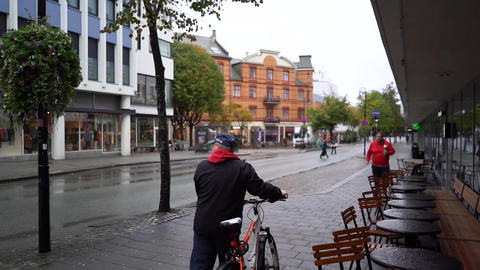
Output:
[0, 142, 424, 270]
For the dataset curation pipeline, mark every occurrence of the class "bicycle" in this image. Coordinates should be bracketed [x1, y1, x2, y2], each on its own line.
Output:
[216, 196, 287, 270]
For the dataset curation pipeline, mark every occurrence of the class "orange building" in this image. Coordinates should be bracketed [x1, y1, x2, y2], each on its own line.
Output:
[184, 31, 314, 144]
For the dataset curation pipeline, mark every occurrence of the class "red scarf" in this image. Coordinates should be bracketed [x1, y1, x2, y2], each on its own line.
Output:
[208, 149, 240, 163]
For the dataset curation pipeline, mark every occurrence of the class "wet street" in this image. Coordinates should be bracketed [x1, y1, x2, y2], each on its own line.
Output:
[0, 144, 364, 252]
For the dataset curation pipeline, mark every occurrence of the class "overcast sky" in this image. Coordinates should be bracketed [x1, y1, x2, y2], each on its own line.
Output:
[192, 0, 395, 105]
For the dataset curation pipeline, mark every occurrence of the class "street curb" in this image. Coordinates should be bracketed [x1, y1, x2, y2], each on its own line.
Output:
[0, 153, 252, 184]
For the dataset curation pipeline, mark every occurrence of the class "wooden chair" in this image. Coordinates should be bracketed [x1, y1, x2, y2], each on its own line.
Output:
[332, 226, 376, 270]
[357, 197, 403, 244]
[423, 158, 440, 184]
[404, 160, 415, 175]
[312, 239, 365, 270]
[396, 157, 405, 171]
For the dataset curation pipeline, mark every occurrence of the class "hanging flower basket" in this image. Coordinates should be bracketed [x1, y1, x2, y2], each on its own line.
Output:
[0, 18, 82, 126]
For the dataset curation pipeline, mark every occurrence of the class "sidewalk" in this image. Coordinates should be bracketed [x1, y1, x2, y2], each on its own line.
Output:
[0, 147, 302, 183]
[0, 142, 414, 270]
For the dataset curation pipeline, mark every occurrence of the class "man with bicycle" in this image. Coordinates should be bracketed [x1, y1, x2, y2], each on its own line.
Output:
[190, 133, 287, 270]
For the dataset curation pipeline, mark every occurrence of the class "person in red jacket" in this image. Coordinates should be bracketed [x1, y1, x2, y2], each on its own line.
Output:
[367, 131, 395, 177]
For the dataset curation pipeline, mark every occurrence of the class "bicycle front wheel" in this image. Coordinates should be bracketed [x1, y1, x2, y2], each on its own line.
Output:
[256, 234, 280, 270]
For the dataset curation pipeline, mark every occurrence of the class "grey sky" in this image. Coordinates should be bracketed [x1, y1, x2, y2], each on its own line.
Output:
[193, 0, 395, 105]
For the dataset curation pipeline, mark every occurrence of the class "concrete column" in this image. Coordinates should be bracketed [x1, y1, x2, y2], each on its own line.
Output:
[60, 0, 68, 30]
[9, 1, 18, 29]
[121, 96, 131, 156]
[247, 126, 251, 144]
[277, 126, 281, 143]
[80, 0, 88, 83]
[98, 1, 106, 83]
[51, 115, 65, 160]
[115, 3, 123, 86]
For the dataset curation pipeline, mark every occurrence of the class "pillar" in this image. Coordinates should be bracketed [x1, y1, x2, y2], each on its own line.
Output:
[51, 115, 65, 160]
[121, 95, 131, 156]
[277, 126, 281, 143]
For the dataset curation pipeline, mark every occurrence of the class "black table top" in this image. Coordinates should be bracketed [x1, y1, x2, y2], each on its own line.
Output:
[398, 175, 428, 180]
[371, 247, 463, 270]
[387, 200, 437, 209]
[383, 209, 440, 221]
[390, 193, 436, 201]
[397, 177, 429, 182]
[390, 185, 426, 192]
[376, 219, 442, 235]
[393, 182, 428, 186]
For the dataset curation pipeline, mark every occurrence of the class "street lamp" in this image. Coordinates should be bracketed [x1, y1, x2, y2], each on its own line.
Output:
[358, 87, 367, 156]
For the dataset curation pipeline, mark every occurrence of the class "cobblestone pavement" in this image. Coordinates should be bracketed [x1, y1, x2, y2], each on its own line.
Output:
[0, 143, 414, 270]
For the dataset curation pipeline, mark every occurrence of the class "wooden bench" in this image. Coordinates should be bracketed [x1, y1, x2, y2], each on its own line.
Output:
[425, 178, 463, 201]
[429, 180, 480, 269]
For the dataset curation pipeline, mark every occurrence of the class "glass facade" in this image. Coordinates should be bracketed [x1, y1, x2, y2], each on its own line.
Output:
[419, 80, 480, 192]
[130, 117, 166, 148]
[132, 74, 172, 107]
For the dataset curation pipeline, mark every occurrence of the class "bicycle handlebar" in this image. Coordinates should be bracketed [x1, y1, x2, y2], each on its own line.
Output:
[244, 194, 288, 204]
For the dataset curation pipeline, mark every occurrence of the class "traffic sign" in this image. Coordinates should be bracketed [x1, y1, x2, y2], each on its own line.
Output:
[371, 110, 381, 117]
[362, 120, 369, 126]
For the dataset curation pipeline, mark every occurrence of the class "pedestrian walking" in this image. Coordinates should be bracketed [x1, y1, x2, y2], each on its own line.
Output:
[320, 139, 329, 159]
[190, 133, 287, 270]
[367, 131, 395, 178]
[331, 140, 337, 154]
[406, 133, 410, 144]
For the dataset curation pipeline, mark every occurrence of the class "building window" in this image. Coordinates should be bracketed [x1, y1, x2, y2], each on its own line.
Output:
[106, 43, 115, 83]
[88, 0, 98, 15]
[233, 85, 241, 97]
[123, 4, 130, 26]
[283, 71, 289, 81]
[267, 69, 273, 80]
[298, 109, 305, 120]
[267, 88, 274, 99]
[68, 0, 79, 9]
[0, 13, 6, 40]
[146, 76, 156, 105]
[69, 32, 80, 55]
[123, 47, 130, 85]
[307, 73, 310, 83]
[298, 90, 305, 101]
[282, 89, 289, 100]
[282, 108, 289, 120]
[266, 108, 273, 119]
[249, 86, 256, 98]
[18, 17, 29, 29]
[132, 75, 171, 106]
[159, 39, 171, 57]
[88, 38, 98, 80]
[219, 63, 224, 73]
[249, 107, 257, 117]
[137, 33, 141, 50]
[106, 0, 115, 21]
[249, 67, 257, 79]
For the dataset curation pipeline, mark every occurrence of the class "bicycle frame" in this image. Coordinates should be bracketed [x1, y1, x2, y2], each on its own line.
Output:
[241, 204, 263, 269]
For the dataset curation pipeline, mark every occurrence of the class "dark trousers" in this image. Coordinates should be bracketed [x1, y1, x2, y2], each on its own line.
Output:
[331, 146, 336, 154]
[190, 232, 230, 270]
[372, 165, 390, 178]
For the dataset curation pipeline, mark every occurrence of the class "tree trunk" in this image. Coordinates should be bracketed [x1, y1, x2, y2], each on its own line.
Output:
[189, 125, 194, 147]
[146, 3, 170, 212]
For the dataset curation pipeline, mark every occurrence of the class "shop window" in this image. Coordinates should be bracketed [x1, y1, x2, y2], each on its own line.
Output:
[65, 112, 80, 152]
[123, 47, 130, 85]
[80, 113, 99, 150]
[102, 114, 120, 152]
[137, 118, 154, 147]
[88, 38, 98, 80]
[130, 117, 136, 147]
[0, 109, 21, 157]
[106, 42, 115, 83]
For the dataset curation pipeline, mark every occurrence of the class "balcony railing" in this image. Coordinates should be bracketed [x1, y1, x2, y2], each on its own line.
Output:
[263, 96, 281, 104]
[264, 116, 280, 123]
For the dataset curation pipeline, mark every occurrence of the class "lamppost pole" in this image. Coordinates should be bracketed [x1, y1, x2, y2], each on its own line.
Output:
[359, 87, 367, 156]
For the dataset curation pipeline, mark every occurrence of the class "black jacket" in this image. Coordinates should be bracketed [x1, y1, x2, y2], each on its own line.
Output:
[193, 155, 282, 235]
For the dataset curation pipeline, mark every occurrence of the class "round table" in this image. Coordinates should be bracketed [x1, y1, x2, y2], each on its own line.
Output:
[387, 200, 437, 209]
[383, 209, 440, 222]
[390, 193, 435, 201]
[390, 185, 426, 193]
[371, 247, 463, 270]
[393, 182, 428, 186]
[376, 219, 442, 247]
[397, 177, 429, 183]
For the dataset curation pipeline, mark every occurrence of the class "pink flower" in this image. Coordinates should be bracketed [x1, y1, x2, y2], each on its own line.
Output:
[8, 79, 13, 83]
[19, 81, 24, 86]
[31, 62, 35, 66]
[23, 62, 27, 66]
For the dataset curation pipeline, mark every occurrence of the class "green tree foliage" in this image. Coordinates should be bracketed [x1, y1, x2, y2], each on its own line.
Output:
[103, 0, 264, 212]
[308, 94, 350, 141]
[233, 107, 254, 130]
[381, 82, 407, 136]
[0, 19, 82, 125]
[172, 42, 225, 146]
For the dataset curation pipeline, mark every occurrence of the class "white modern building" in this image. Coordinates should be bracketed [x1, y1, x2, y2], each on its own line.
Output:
[0, 0, 174, 161]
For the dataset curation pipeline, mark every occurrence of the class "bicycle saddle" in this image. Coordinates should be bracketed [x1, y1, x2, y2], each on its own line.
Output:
[219, 217, 242, 229]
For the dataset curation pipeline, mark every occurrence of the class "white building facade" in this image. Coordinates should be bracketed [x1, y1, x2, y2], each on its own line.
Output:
[0, 0, 174, 161]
